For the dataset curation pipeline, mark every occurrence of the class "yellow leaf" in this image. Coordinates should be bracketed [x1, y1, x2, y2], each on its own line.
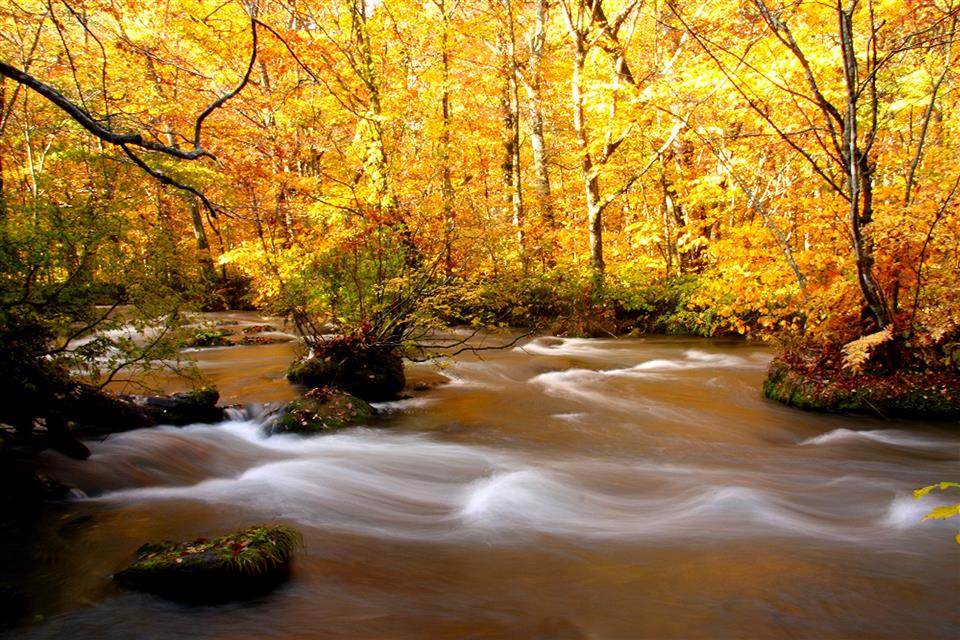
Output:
[914, 482, 960, 499]
[923, 504, 960, 521]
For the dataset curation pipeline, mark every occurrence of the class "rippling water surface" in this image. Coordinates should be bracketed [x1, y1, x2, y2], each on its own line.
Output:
[4, 323, 958, 639]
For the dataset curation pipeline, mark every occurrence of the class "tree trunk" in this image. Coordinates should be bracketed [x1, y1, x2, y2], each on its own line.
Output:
[504, 0, 524, 254]
[188, 197, 218, 281]
[571, 46, 605, 282]
[524, 0, 556, 266]
[496, 6, 524, 255]
[0, 77, 5, 218]
[838, 3, 890, 327]
[352, 1, 392, 213]
[438, 0, 456, 275]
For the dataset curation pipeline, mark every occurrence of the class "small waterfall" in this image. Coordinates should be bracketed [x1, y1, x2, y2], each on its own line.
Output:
[223, 402, 284, 432]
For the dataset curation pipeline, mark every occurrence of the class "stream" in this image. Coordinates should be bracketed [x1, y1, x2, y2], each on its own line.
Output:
[3, 312, 958, 639]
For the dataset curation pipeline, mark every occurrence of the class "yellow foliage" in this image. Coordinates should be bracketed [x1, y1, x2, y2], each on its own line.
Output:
[915, 483, 960, 545]
[2, 0, 958, 348]
[840, 326, 893, 373]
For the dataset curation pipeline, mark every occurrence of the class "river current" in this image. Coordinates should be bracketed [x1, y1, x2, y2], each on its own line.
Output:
[3, 314, 958, 639]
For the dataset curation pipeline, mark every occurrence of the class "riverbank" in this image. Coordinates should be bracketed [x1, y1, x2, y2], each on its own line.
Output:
[764, 356, 960, 420]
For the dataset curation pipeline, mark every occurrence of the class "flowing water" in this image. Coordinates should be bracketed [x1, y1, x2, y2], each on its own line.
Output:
[3, 317, 958, 639]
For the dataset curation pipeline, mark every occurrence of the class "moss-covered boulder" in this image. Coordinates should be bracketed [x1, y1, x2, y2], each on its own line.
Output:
[271, 387, 376, 435]
[123, 386, 224, 426]
[113, 525, 302, 603]
[287, 337, 404, 401]
[185, 329, 232, 348]
[764, 358, 960, 419]
[185, 324, 292, 348]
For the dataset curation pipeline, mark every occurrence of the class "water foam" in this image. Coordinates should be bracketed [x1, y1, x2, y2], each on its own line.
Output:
[87, 424, 891, 543]
[799, 429, 954, 450]
[530, 368, 693, 421]
[372, 397, 436, 413]
[517, 337, 616, 358]
[878, 492, 959, 533]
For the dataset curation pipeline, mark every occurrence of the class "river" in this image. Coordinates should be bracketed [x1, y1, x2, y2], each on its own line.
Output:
[3, 313, 958, 639]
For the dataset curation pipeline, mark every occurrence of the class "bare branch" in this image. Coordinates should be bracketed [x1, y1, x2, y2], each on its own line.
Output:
[905, 16, 957, 206]
[40, 300, 125, 358]
[254, 18, 363, 117]
[597, 119, 684, 214]
[751, 0, 845, 131]
[0, 59, 213, 159]
[408, 328, 535, 362]
[0, 9, 47, 133]
[193, 11, 259, 150]
[120, 144, 222, 218]
[96, 321, 176, 391]
[667, 3, 849, 199]
[910, 173, 960, 327]
[697, 129, 808, 295]
[58, 0, 110, 120]
[0, 8, 259, 162]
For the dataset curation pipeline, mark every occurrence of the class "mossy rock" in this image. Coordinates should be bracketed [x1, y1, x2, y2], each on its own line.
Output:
[128, 386, 224, 426]
[763, 359, 960, 419]
[185, 325, 291, 348]
[271, 387, 376, 435]
[287, 345, 405, 401]
[114, 525, 302, 603]
[186, 330, 232, 348]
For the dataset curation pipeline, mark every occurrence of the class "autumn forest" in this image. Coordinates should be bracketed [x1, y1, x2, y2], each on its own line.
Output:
[1, 0, 959, 420]
[2, 1, 960, 634]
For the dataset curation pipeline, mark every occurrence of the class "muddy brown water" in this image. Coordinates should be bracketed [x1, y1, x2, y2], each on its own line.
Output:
[3, 315, 958, 639]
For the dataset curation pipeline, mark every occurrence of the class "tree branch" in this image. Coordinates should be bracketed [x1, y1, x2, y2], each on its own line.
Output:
[120, 144, 222, 218]
[0, 59, 213, 159]
[667, 3, 850, 199]
[193, 11, 259, 150]
[905, 16, 956, 206]
[909, 173, 960, 328]
[597, 119, 684, 214]
[0, 8, 259, 162]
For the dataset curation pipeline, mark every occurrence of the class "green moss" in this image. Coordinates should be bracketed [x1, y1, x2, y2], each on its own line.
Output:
[187, 329, 231, 348]
[287, 341, 405, 401]
[763, 358, 960, 419]
[184, 385, 219, 406]
[114, 524, 302, 602]
[273, 387, 376, 434]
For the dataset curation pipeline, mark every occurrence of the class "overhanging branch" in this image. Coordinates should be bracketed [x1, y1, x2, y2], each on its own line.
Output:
[0, 59, 213, 160]
[0, 8, 259, 170]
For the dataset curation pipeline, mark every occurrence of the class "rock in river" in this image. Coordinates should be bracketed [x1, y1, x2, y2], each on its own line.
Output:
[270, 387, 376, 435]
[286, 343, 405, 401]
[113, 524, 302, 603]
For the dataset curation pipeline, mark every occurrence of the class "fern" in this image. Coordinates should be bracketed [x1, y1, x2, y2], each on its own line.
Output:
[841, 325, 893, 373]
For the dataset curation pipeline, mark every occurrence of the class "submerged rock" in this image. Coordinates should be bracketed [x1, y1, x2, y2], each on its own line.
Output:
[270, 387, 376, 435]
[113, 525, 302, 603]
